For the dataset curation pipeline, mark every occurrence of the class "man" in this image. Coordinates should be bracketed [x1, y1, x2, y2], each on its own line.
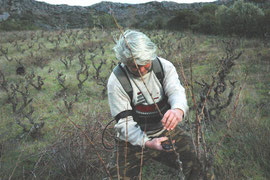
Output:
[107, 30, 200, 179]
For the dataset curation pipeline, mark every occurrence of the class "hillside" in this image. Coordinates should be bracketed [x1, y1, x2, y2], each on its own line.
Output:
[0, 0, 224, 30]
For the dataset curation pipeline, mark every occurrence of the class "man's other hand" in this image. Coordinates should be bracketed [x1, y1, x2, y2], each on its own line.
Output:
[145, 137, 168, 151]
[161, 109, 184, 131]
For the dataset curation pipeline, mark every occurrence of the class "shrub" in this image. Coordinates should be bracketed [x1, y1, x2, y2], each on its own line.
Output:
[167, 9, 198, 31]
[215, 0, 265, 37]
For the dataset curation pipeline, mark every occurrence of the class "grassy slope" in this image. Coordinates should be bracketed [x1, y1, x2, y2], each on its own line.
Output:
[0, 29, 269, 179]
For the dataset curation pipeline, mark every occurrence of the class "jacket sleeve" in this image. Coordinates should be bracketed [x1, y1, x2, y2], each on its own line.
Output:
[107, 73, 150, 147]
[160, 58, 189, 116]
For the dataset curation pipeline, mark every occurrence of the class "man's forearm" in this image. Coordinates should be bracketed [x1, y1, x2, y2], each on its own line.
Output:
[114, 116, 150, 147]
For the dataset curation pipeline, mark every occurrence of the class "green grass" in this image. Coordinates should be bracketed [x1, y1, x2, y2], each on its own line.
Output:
[0, 28, 269, 179]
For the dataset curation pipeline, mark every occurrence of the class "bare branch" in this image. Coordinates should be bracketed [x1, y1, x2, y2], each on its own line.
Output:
[59, 57, 70, 70]
[77, 51, 89, 90]
[63, 92, 78, 114]
[25, 71, 45, 90]
[56, 72, 68, 92]
[92, 59, 106, 80]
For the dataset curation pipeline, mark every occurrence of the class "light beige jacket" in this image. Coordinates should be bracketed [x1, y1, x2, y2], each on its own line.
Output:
[107, 57, 188, 147]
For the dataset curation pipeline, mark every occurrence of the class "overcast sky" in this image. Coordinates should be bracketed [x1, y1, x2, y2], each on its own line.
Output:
[35, 0, 216, 6]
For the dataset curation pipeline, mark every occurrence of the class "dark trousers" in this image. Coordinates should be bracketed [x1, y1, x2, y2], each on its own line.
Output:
[107, 127, 201, 180]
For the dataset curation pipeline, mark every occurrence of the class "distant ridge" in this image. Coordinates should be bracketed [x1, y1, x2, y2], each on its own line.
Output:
[0, 0, 224, 30]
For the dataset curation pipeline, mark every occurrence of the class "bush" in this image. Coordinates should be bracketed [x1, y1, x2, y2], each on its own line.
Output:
[192, 12, 218, 34]
[0, 19, 38, 31]
[98, 14, 115, 29]
[167, 9, 198, 31]
[192, 4, 218, 34]
[215, 0, 265, 37]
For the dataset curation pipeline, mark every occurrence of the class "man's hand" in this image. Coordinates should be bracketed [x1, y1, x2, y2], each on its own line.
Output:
[161, 109, 184, 131]
[145, 137, 169, 151]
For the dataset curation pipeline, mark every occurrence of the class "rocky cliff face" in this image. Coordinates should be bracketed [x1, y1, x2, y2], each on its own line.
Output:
[0, 0, 217, 30]
[0, 0, 95, 29]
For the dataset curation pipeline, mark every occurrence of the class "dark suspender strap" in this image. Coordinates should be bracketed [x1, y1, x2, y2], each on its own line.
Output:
[112, 58, 165, 123]
[152, 57, 164, 86]
[113, 59, 165, 101]
[115, 110, 133, 122]
[113, 63, 133, 101]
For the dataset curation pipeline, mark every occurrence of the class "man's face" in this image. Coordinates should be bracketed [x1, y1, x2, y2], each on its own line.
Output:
[126, 60, 152, 77]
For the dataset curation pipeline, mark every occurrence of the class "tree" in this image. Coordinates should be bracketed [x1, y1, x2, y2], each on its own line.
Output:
[99, 14, 115, 29]
[167, 9, 198, 31]
[199, 3, 218, 15]
[193, 12, 218, 34]
[216, 0, 265, 37]
[259, 9, 270, 38]
[215, 5, 234, 35]
[192, 4, 218, 34]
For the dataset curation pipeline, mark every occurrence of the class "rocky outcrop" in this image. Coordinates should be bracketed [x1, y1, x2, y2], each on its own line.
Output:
[0, 0, 95, 29]
[91, 1, 210, 20]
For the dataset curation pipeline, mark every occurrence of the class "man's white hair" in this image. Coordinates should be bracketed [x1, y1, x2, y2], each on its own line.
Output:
[113, 30, 157, 65]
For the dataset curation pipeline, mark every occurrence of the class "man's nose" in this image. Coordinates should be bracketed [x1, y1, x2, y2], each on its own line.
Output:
[139, 67, 146, 72]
